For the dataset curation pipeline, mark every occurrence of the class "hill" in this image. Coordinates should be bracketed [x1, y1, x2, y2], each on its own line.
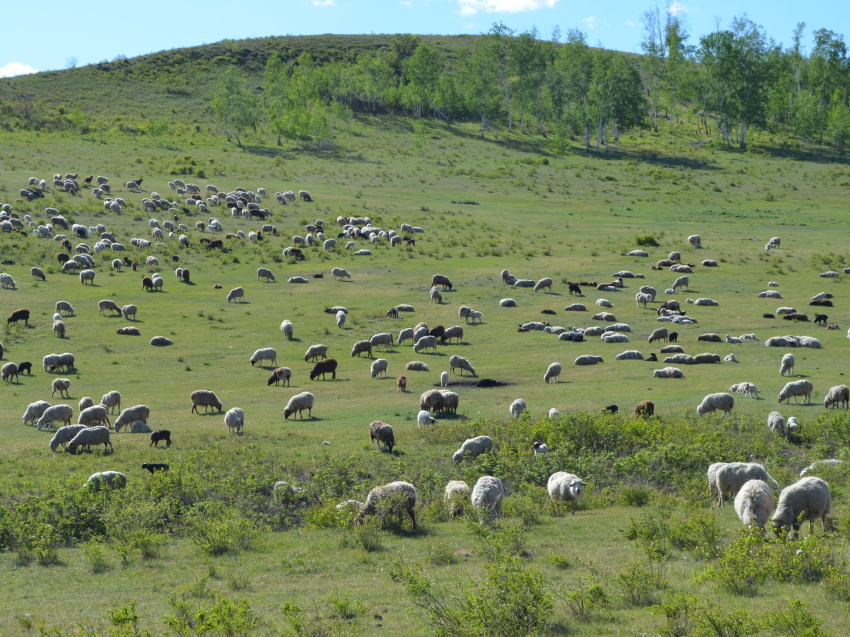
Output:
[1, 33, 850, 637]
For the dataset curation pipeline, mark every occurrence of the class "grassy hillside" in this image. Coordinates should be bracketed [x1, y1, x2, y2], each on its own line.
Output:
[1, 36, 850, 637]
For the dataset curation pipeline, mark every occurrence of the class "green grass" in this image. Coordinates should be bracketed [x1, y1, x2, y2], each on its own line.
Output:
[2, 38, 850, 636]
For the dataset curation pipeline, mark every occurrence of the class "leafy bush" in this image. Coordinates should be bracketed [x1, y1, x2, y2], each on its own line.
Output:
[635, 234, 660, 247]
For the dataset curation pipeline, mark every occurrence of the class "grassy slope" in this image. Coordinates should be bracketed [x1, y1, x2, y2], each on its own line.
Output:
[2, 37, 850, 635]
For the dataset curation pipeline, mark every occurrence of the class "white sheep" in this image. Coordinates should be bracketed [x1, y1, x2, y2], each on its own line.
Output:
[397, 328, 414, 346]
[653, 366, 684, 379]
[824, 385, 850, 409]
[779, 353, 795, 376]
[714, 462, 780, 507]
[85, 471, 126, 490]
[49, 424, 87, 452]
[671, 275, 689, 292]
[0, 273, 17, 289]
[548, 408, 560, 418]
[331, 267, 351, 280]
[725, 334, 743, 344]
[114, 405, 150, 432]
[370, 358, 389, 378]
[444, 480, 470, 518]
[22, 400, 51, 426]
[635, 293, 652, 308]
[250, 348, 278, 367]
[800, 459, 843, 477]
[227, 287, 245, 303]
[471, 476, 504, 520]
[734, 480, 775, 530]
[413, 335, 438, 354]
[452, 436, 494, 462]
[100, 390, 122, 414]
[509, 399, 526, 418]
[772, 477, 832, 536]
[696, 393, 735, 418]
[68, 426, 113, 454]
[78, 405, 111, 428]
[533, 442, 550, 455]
[778, 380, 813, 404]
[449, 355, 476, 376]
[767, 411, 786, 437]
[547, 472, 586, 514]
[729, 382, 759, 399]
[335, 311, 346, 328]
[603, 333, 629, 343]
[687, 234, 702, 248]
[466, 311, 483, 324]
[595, 299, 612, 308]
[543, 362, 562, 383]
[257, 268, 276, 283]
[724, 354, 738, 362]
[440, 371, 449, 387]
[574, 355, 603, 366]
[284, 392, 314, 419]
[225, 407, 245, 434]
[355, 481, 417, 530]
[417, 410, 436, 428]
[280, 319, 294, 340]
[615, 350, 644, 361]
[534, 277, 553, 293]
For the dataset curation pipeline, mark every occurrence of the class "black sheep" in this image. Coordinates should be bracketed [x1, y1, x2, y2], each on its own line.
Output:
[142, 463, 169, 473]
[150, 430, 171, 448]
[17, 361, 32, 375]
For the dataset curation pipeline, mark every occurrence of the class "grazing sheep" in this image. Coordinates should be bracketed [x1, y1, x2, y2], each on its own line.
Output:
[772, 477, 832, 536]
[283, 392, 314, 419]
[56, 301, 74, 316]
[824, 385, 850, 409]
[113, 405, 150, 432]
[697, 393, 735, 418]
[543, 362, 562, 383]
[715, 462, 779, 507]
[500, 298, 517, 307]
[432, 274, 453, 290]
[257, 268, 276, 283]
[31, 266, 46, 281]
[268, 367, 293, 386]
[548, 472, 586, 514]
[351, 340, 373, 358]
[224, 408, 245, 434]
[509, 399, 526, 418]
[80, 398, 94, 411]
[250, 348, 278, 368]
[634, 400, 655, 417]
[276, 319, 294, 341]
[370, 333, 394, 351]
[85, 471, 126, 490]
[22, 400, 51, 427]
[355, 481, 417, 530]
[574, 355, 603, 366]
[780, 353, 795, 376]
[417, 410, 436, 427]
[734, 480, 776, 530]
[49, 424, 88, 452]
[78, 405, 111, 428]
[0, 273, 17, 289]
[549, 408, 560, 418]
[370, 358, 389, 378]
[779, 380, 813, 404]
[397, 375, 407, 392]
[36, 404, 73, 430]
[729, 382, 759, 399]
[227, 287, 245, 303]
[68, 425, 113, 454]
[671, 276, 689, 292]
[452, 436, 494, 462]
[768, 411, 787, 437]
[533, 442, 550, 455]
[445, 480, 470, 517]
[190, 390, 223, 414]
[429, 286, 443, 304]
[331, 267, 351, 281]
[441, 326, 464, 343]
[406, 361, 429, 372]
[335, 310, 346, 328]
[653, 367, 684, 379]
[534, 277, 553, 293]
[800, 459, 843, 477]
[79, 270, 95, 285]
[648, 327, 669, 344]
[414, 335, 438, 354]
[369, 421, 395, 452]
[471, 476, 504, 520]
[450, 355, 476, 376]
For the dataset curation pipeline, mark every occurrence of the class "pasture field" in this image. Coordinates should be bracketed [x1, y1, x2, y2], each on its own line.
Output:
[2, 66, 850, 634]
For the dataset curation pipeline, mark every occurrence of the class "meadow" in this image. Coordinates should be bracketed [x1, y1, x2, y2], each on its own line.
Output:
[2, 46, 850, 635]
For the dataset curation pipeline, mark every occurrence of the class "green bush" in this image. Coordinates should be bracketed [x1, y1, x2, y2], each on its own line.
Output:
[635, 234, 660, 247]
[616, 556, 667, 606]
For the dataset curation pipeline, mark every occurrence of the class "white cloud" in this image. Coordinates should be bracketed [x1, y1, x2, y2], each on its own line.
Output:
[0, 62, 38, 78]
[457, 0, 563, 17]
[311, 0, 335, 6]
[626, 19, 636, 26]
[399, 0, 413, 6]
[668, 2, 686, 16]
[582, 15, 596, 29]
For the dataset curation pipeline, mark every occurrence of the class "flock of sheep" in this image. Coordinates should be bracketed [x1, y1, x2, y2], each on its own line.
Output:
[1, 174, 844, 537]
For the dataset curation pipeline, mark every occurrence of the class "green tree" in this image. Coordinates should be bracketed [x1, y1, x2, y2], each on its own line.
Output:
[212, 66, 261, 148]
[403, 43, 444, 119]
[458, 41, 503, 137]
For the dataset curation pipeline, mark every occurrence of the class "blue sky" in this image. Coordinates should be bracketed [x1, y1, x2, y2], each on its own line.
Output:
[1, 0, 846, 77]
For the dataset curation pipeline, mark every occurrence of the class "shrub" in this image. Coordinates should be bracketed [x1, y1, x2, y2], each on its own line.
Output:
[635, 234, 660, 247]
[699, 529, 768, 595]
[562, 582, 609, 621]
[617, 556, 667, 606]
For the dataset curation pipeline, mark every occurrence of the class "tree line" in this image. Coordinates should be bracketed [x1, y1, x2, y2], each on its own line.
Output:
[213, 16, 850, 153]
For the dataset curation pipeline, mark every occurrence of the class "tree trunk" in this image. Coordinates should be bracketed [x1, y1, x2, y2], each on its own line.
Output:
[277, 134, 282, 146]
[234, 129, 242, 148]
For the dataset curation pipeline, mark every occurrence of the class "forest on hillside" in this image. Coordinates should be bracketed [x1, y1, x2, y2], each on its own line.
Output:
[2, 13, 849, 156]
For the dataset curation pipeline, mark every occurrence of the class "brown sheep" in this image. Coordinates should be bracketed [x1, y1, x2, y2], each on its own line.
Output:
[783, 313, 809, 322]
[182, 268, 190, 283]
[634, 400, 655, 417]
[207, 239, 224, 250]
[397, 375, 407, 392]
[7, 309, 30, 325]
[809, 299, 833, 307]
[142, 276, 154, 291]
[697, 333, 722, 342]
[431, 274, 453, 290]
[693, 353, 721, 364]
[648, 327, 668, 344]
